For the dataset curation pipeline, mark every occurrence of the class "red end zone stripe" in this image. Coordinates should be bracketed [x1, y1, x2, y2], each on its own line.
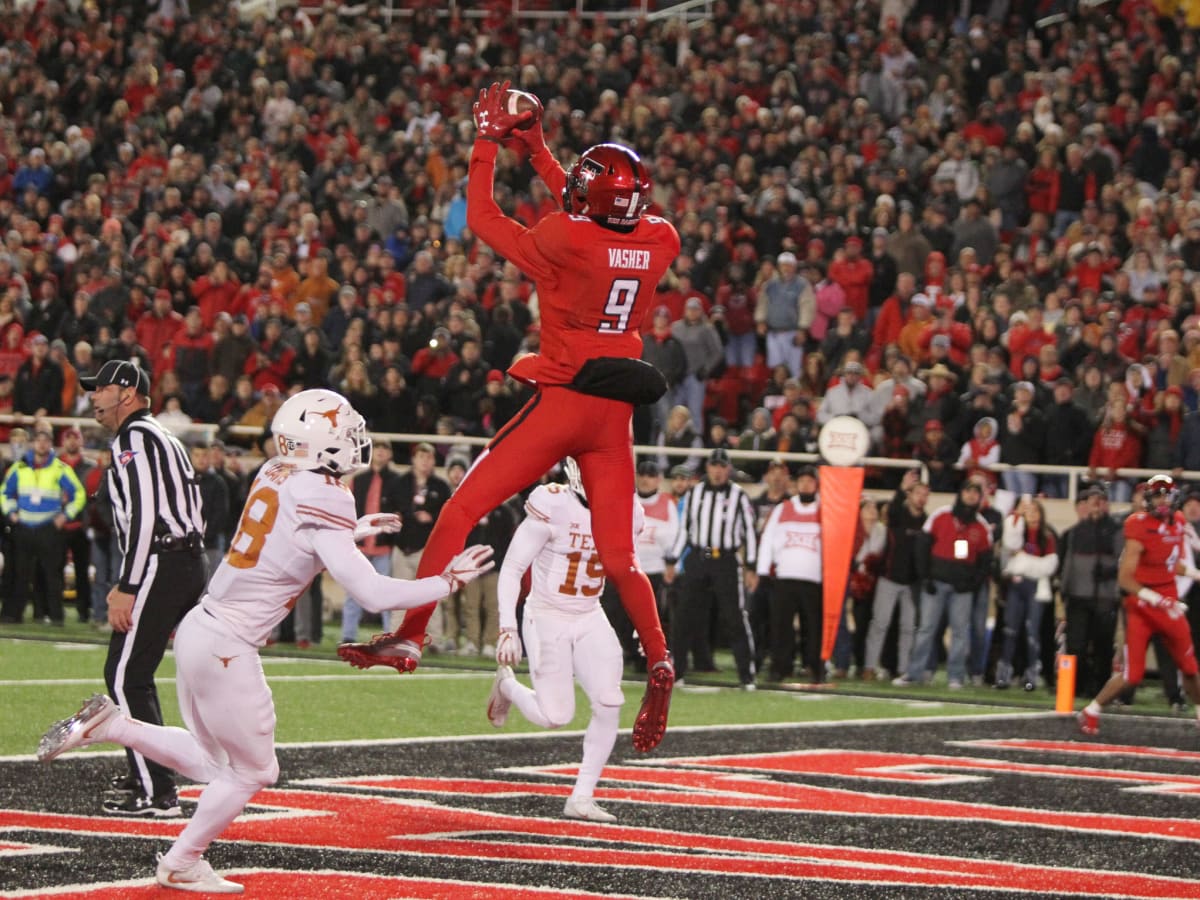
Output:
[4, 788, 1199, 899]
[0, 870, 647, 899]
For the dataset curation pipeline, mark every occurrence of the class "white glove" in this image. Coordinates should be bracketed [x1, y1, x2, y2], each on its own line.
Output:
[441, 544, 496, 592]
[1138, 587, 1165, 607]
[496, 628, 522, 666]
[1168, 600, 1189, 620]
[354, 513, 402, 542]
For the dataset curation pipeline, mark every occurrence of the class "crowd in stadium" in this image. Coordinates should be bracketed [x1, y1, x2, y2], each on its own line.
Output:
[1, 1, 1200, 718]
[0, 0, 1196, 496]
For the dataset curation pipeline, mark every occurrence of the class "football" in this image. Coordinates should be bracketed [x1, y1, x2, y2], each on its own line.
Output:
[504, 88, 543, 130]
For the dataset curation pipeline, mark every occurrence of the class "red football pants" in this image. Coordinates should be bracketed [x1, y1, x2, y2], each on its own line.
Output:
[1120, 596, 1199, 684]
[400, 386, 668, 665]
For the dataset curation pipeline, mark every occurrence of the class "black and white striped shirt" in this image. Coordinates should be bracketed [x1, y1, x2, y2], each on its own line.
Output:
[669, 480, 757, 568]
[108, 409, 205, 593]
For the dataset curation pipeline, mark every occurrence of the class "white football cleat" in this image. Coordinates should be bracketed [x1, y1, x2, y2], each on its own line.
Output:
[487, 666, 514, 728]
[563, 797, 617, 823]
[156, 854, 243, 893]
[38, 694, 121, 762]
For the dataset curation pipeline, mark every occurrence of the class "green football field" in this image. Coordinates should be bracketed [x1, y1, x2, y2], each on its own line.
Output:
[0, 628, 1066, 758]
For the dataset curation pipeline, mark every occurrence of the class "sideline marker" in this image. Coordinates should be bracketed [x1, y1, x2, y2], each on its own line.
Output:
[1055, 654, 1076, 713]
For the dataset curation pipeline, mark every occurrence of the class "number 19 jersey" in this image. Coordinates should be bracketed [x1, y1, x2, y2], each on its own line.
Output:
[206, 459, 357, 646]
[522, 482, 644, 616]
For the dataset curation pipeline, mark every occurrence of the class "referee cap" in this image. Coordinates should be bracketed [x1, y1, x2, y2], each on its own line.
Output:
[708, 448, 732, 466]
[80, 359, 150, 395]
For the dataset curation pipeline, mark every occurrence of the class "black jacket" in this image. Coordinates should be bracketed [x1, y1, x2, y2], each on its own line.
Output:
[14, 357, 63, 416]
[350, 464, 406, 549]
[1042, 400, 1094, 466]
[882, 488, 928, 584]
[396, 471, 451, 553]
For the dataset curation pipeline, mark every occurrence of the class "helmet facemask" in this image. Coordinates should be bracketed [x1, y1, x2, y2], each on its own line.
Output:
[1143, 475, 1178, 520]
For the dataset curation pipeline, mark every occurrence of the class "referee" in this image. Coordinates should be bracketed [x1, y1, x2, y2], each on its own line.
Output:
[664, 448, 758, 689]
[83, 360, 207, 817]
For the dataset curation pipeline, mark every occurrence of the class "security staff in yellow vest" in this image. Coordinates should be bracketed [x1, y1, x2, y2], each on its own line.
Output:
[0, 425, 85, 624]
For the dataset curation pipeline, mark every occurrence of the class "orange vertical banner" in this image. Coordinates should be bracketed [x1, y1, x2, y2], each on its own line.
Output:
[1056, 655, 1077, 713]
[820, 465, 865, 661]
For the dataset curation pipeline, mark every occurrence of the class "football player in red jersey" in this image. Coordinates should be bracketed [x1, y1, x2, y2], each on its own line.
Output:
[1078, 475, 1200, 735]
[340, 82, 681, 752]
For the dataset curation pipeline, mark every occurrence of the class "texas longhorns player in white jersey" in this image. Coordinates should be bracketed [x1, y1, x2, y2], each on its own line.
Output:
[487, 459, 643, 823]
[37, 389, 493, 894]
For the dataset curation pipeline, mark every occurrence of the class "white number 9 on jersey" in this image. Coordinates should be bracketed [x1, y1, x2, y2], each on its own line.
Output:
[597, 278, 640, 333]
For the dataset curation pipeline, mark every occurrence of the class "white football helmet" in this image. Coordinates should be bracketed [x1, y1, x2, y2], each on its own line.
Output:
[271, 389, 372, 475]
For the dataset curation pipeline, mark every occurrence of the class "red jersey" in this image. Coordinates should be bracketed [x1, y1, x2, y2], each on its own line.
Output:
[466, 140, 680, 387]
[1123, 510, 1185, 597]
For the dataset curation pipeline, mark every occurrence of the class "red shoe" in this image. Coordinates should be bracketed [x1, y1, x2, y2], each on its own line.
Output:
[295, 640, 311, 650]
[337, 634, 423, 673]
[1077, 709, 1099, 736]
[632, 659, 674, 752]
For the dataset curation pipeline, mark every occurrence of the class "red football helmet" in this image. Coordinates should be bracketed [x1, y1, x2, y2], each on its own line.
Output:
[562, 143, 651, 229]
[1143, 474, 1178, 519]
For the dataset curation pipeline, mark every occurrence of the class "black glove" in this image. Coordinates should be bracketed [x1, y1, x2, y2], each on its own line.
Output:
[922, 580, 936, 594]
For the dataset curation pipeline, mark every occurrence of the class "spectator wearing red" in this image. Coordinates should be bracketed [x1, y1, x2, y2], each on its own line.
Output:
[192, 260, 241, 331]
[1087, 399, 1143, 502]
[410, 325, 460, 396]
[1024, 147, 1060, 218]
[237, 264, 276, 322]
[242, 316, 293, 393]
[871, 271, 918, 359]
[1006, 308, 1055, 377]
[1119, 285, 1172, 359]
[127, 141, 168, 182]
[1069, 243, 1118, 293]
[135, 289, 183, 372]
[170, 307, 214, 408]
[827, 235, 873, 320]
[922, 251, 949, 310]
[918, 307, 972, 367]
[962, 101, 1006, 148]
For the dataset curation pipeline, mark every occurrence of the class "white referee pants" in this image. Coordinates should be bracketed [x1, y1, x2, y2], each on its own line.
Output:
[104, 603, 279, 869]
[502, 604, 624, 802]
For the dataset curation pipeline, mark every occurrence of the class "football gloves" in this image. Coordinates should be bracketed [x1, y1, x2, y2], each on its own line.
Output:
[441, 544, 496, 592]
[353, 513, 402, 542]
[496, 628, 522, 667]
[472, 80, 532, 143]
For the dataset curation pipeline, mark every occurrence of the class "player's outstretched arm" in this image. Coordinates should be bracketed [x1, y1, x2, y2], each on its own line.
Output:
[311, 530, 491, 612]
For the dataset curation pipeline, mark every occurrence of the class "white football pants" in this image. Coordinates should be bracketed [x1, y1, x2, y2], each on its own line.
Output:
[502, 603, 624, 802]
[105, 603, 279, 868]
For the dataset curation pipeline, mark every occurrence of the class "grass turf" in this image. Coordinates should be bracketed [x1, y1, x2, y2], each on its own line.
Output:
[0, 633, 1038, 757]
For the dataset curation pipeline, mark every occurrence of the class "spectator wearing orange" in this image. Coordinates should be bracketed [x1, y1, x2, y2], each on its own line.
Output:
[293, 250, 339, 325]
[897, 292, 934, 363]
[268, 251, 300, 309]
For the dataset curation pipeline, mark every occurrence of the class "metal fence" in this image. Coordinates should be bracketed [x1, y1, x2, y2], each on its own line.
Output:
[5, 413, 1196, 506]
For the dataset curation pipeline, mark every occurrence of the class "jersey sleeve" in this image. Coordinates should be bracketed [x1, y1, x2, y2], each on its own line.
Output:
[524, 484, 559, 524]
[466, 141, 558, 285]
[293, 476, 358, 533]
[1122, 513, 1145, 544]
[497, 515, 554, 630]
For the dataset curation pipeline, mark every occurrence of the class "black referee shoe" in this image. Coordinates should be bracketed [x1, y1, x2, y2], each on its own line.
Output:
[101, 789, 181, 818]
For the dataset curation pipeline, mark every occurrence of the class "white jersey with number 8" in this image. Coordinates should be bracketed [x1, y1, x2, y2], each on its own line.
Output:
[206, 458, 450, 646]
